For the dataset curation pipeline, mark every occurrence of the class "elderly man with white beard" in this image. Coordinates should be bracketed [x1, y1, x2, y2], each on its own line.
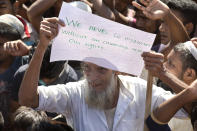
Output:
[18, 1, 191, 130]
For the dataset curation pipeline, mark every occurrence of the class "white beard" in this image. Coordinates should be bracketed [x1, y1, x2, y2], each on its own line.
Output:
[84, 74, 118, 110]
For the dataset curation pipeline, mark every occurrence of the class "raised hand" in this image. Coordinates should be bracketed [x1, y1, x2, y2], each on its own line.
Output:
[39, 17, 65, 48]
[3, 40, 31, 56]
[132, 0, 170, 20]
[142, 51, 166, 77]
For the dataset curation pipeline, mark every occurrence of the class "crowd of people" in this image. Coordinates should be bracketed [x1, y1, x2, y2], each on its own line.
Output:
[0, 0, 197, 131]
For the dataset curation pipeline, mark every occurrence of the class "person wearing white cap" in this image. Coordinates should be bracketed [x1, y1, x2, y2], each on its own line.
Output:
[144, 39, 197, 131]
[142, 39, 197, 130]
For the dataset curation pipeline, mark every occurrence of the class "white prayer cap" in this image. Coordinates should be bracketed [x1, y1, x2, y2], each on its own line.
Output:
[69, 1, 92, 13]
[184, 41, 197, 61]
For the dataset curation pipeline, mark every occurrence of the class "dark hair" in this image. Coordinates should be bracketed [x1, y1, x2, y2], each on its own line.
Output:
[173, 42, 197, 74]
[0, 22, 21, 41]
[0, 112, 4, 131]
[167, 0, 197, 37]
[10, 0, 16, 4]
[13, 106, 48, 130]
[31, 121, 66, 131]
[40, 45, 66, 79]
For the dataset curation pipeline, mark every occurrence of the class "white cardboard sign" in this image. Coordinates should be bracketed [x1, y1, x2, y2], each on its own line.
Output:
[51, 2, 156, 76]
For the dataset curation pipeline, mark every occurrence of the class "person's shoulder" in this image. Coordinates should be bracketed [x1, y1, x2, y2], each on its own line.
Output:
[65, 79, 86, 88]
[50, 79, 86, 94]
[118, 75, 165, 92]
[118, 75, 148, 86]
[118, 75, 149, 94]
[42, 80, 86, 97]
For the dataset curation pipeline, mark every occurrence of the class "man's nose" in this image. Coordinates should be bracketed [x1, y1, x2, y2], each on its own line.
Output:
[86, 69, 102, 82]
[159, 23, 165, 32]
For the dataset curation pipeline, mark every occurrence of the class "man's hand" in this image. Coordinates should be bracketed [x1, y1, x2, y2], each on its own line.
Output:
[142, 51, 166, 77]
[132, 0, 170, 20]
[3, 40, 31, 56]
[191, 37, 197, 47]
[39, 17, 65, 49]
[188, 80, 197, 101]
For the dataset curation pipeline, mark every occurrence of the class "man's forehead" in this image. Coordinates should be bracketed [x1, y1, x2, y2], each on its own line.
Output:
[83, 62, 114, 70]
[171, 9, 185, 22]
[169, 49, 182, 61]
[83, 62, 104, 68]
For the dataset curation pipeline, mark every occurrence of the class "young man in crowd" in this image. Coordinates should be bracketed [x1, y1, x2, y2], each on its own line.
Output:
[158, 0, 197, 47]
[0, 21, 29, 91]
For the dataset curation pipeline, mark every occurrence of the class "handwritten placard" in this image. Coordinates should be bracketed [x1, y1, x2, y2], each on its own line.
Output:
[50, 2, 156, 76]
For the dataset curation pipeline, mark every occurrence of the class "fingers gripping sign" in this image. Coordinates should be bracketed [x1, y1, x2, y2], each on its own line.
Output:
[40, 17, 65, 48]
[142, 51, 166, 77]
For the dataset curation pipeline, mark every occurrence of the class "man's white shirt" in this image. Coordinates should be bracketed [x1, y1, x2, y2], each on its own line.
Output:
[37, 75, 188, 131]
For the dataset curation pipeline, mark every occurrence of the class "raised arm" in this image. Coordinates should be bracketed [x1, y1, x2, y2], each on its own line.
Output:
[18, 18, 65, 108]
[153, 79, 197, 123]
[92, 0, 116, 21]
[92, 0, 130, 24]
[133, 0, 190, 58]
[27, 0, 63, 32]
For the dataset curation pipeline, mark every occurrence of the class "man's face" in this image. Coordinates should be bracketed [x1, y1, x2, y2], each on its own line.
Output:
[164, 50, 184, 80]
[159, 9, 189, 45]
[0, 0, 14, 16]
[82, 62, 118, 109]
[83, 62, 115, 92]
[159, 21, 170, 45]
[135, 10, 158, 33]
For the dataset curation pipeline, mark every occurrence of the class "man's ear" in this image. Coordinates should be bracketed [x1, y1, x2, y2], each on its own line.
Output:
[185, 22, 194, 35]
[183, 68, 197, 85]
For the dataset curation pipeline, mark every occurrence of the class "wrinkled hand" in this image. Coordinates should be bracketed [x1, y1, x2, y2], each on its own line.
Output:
[3, 40, 31, 56]
[132, 0, 169, 20]
[142, 51, 166, 77]
[39, 17, 65, 48]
